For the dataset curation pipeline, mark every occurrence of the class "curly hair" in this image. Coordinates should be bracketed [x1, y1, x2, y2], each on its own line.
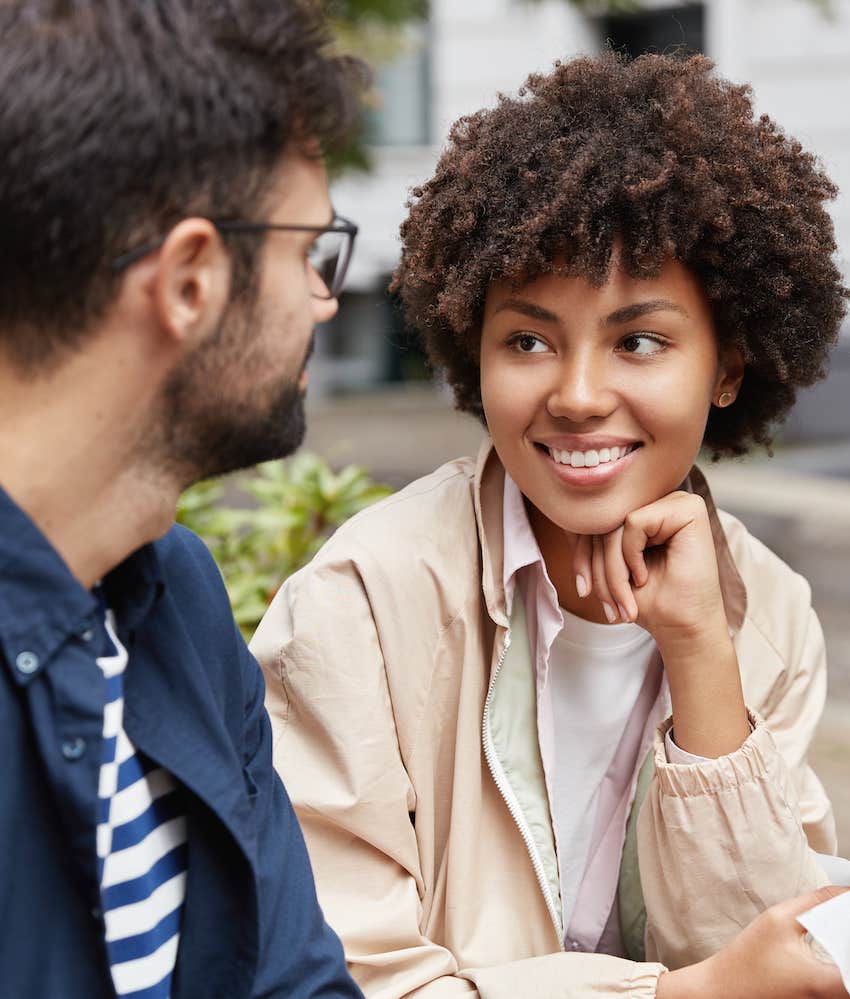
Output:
[0, 0, 368, 369]
[392, 52, 847, 456]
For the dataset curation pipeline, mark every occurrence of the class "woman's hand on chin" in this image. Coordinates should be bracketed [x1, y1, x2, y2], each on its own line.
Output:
[572, 490, 750, 757]
[572, 489, 724, 636]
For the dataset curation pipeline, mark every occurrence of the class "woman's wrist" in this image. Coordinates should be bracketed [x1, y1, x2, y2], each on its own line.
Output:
[656, 620, 750, 758]
[655, 959, 714, 999]
[652, 607, 731, 663]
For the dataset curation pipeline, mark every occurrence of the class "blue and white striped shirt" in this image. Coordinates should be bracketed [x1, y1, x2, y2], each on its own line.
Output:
[96, 606, 188, 999]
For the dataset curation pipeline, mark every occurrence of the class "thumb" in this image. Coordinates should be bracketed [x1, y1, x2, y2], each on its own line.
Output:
[782, 885, 850, 921]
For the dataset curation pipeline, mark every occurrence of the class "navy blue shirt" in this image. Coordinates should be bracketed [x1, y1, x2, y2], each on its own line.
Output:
[0, 487, 363, 999]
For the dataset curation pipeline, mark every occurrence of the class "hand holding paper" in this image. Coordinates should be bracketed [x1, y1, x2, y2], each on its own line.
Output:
[797, 854, 850, 996]
[658, 885, 849, 999]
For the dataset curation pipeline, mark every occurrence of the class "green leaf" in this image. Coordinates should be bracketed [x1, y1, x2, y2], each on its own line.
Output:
[176, 453, 393, 638]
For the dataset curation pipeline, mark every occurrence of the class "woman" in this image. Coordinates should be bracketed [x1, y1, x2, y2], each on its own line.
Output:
[252, 53, 846, 998]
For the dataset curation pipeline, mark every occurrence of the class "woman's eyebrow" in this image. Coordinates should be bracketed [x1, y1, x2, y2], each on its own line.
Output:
[603, 299, 689, 325]
[492, 298, 560, 322]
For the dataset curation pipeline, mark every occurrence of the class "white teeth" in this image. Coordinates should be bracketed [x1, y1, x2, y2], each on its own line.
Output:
[548, 444, 635, 466]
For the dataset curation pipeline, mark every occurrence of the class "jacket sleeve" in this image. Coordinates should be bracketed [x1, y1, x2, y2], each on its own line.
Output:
[239, 632, 365, 999]
[755, 606, 836, 854]
[252, 562, 666, 999]
[637, 604, 834, 970]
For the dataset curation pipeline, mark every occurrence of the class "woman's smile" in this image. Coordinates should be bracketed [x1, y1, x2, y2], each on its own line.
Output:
[535, 438, 643, 487]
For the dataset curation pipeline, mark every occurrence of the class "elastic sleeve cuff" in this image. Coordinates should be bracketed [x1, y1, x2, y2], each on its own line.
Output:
[630, 965, 667, 998]
[653, 709, 775, 796]
[664, 719, 756, 765]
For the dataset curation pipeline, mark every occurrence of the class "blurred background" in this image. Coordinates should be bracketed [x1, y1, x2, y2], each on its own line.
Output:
[303, 0, 850, 850]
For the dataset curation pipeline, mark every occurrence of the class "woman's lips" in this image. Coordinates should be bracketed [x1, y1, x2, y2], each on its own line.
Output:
[538, 441, 642, 485]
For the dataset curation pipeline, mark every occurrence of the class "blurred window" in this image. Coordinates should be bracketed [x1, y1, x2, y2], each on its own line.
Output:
[364, 23, 431, 147]
[600, 4, 704, 58]
[316, 284, 430, 396]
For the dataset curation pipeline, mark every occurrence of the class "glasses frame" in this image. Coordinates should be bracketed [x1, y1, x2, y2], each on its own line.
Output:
[111, 214, 359, 300]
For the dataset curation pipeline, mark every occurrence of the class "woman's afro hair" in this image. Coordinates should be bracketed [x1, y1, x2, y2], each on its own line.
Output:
[391, 52, 848, 457]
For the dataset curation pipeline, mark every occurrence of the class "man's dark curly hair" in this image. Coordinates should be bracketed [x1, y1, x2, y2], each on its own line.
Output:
[392, 52, 847, 456]
[0, 0, 367, 369]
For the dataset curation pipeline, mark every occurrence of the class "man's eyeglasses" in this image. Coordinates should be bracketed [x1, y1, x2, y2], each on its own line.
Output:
[111, 215, 359, 300]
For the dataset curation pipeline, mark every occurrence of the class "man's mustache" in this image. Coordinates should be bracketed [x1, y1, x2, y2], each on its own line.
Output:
[300, 334, 316, 374]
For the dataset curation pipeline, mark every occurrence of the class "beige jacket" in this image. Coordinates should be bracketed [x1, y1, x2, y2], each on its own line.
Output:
[252, 441, 835, 999]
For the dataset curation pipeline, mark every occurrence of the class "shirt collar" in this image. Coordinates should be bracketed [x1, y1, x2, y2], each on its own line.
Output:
[502, 471, 549, 617]
[0, 486, 165, 685]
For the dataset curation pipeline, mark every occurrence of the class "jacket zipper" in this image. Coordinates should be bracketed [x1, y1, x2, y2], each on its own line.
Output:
[481, 628, 564, 947]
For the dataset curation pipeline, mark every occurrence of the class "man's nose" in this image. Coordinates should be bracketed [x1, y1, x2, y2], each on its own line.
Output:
[545, 352, 617, 423]
[312, 290, 339, 324]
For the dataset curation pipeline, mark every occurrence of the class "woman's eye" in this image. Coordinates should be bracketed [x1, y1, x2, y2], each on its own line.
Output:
[511, 333, 548, 353]
[619, 333, 667, 356]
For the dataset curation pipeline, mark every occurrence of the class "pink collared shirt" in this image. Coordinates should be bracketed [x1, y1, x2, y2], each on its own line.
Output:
[501, 473, 673, 957]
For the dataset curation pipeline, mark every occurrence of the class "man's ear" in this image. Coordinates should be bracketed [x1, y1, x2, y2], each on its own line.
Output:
[152, 219, 232, 347]
[714, 345, 746, 403]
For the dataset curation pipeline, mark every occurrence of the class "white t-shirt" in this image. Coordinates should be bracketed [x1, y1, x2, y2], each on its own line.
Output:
[548, 610, 656, 932]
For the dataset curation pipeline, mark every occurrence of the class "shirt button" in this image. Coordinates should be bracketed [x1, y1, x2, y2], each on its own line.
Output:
[91, 906, 102, 921]
[15, 651, 40, 675]
[61, 736, 87, 761]
[75, 620, 95, 642]
[567, 938, 583, 951]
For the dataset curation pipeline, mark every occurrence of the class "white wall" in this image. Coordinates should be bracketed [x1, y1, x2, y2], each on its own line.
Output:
[332, 0, 595, 291]
[706, 0, 850, 277]
[333, 0, 850, 289]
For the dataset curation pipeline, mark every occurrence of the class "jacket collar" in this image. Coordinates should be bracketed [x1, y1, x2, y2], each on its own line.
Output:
[472, 438, 747, 633]
[0, 485, 166, 686]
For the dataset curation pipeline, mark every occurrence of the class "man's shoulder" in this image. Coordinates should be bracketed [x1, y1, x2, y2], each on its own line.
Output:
[155, 521, 221, 573]
[153, 523, 229, 604]
[147, 524, 244, 661]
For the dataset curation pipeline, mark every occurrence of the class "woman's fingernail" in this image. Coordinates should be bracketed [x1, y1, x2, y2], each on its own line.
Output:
[576, 574, 588, 598]
[602, 602, 617, 623]
[617, 603, 630, 622]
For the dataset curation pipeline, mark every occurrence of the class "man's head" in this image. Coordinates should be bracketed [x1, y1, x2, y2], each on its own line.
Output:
[0, 0, 364, 482]
[151, 154, 345, 482]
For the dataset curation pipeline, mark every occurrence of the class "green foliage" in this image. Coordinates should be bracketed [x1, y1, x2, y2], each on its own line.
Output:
[325, 0, 428, 27]
[562, 0, 641, 10]
[177, 454, 393, 638]
[323, 0, 429, 175]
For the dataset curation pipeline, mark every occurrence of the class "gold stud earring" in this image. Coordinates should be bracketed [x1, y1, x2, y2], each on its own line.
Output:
[716, 391, 735, 407]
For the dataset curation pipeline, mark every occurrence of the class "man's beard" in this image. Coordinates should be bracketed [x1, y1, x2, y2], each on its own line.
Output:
[166, 376, 307, 484]
[156, 302, 312, 486]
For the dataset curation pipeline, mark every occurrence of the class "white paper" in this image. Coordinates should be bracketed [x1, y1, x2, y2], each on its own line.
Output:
[797, 856, 850, 995]
[797, 890, 850, 993]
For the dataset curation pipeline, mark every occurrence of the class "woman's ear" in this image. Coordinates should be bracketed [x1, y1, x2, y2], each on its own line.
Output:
[713, 346, 746, 406]
[152, 219, 232, 349]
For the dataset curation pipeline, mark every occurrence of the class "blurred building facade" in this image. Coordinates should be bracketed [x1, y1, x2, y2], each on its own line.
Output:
[316, 0, 850, 441]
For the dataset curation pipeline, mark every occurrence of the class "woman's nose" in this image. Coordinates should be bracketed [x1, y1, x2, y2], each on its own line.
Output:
[545, 353, 617, 423]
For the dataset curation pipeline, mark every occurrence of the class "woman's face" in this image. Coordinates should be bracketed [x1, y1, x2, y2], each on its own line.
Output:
[479, 258, 742, 537]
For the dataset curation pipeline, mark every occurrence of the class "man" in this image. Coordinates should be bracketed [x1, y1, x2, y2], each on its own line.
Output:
[0, 1, 365, 996]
